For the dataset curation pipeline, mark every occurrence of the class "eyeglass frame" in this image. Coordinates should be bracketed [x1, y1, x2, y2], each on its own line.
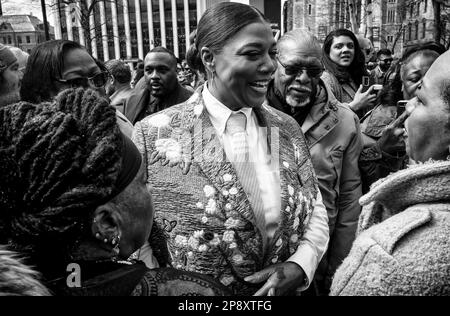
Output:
[276, 55, 324, 79]
[55, 71, 110, 89]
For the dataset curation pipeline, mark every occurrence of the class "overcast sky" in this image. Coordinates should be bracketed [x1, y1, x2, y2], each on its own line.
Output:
[2, 0, 54, 25]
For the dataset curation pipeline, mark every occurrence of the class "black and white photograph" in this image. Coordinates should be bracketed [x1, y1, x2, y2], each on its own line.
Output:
[0, 0, 449, 302]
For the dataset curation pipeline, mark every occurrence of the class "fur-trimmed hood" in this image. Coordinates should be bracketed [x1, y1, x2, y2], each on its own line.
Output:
[0, 246, 50, 296]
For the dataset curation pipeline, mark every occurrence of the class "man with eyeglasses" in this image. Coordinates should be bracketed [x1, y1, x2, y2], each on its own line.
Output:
[370, 48, 393, 85]
[267, 30, 363, 296]
[0, 44, 23, 107]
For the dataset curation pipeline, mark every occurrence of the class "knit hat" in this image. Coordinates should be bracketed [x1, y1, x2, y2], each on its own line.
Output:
[0, 44, 17, 73]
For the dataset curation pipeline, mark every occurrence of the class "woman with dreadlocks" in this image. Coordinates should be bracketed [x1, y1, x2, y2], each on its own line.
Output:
[0, 88, 229, 296]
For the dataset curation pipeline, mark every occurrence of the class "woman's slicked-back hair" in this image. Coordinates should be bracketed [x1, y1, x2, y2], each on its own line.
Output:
[20, 40, 84, 103]
[322, 29, 366, 85]
[185, 2, 269, 75]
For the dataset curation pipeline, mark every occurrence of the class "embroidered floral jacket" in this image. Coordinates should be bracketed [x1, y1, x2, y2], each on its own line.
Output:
[133, 89, 319, 295]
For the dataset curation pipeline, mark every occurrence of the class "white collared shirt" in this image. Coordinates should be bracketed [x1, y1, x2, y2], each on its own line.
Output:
[203, 85, 281, 238]
[202, 84, 329, 290]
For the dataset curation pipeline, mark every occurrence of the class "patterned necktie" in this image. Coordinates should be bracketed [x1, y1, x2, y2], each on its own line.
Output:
[226, 112, 267, 243]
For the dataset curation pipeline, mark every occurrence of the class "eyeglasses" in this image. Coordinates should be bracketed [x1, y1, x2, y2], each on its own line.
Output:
[380, 58, 393, 63]
[276, 56, 323, 78]
[56, 71, 110, 89]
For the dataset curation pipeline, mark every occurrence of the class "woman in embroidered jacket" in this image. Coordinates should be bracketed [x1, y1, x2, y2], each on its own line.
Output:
[132, 2, 329, 296]
[330, 49, 450, 296]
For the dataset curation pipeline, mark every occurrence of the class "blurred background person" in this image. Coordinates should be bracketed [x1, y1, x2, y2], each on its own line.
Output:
[356, 35, 376, 70]
[5, 46, 29, 73]
[131, 60, 144, 89]
[0, 44, 23, 107]
[105, 59, 134, 113]
[370, 49, 393, 85]
[0, 88, 230, 296]
[359, 42, 444, 193]
[322, 29, 376, 118]
[331, 48, 450, 296]
[177, 59, 194, 92]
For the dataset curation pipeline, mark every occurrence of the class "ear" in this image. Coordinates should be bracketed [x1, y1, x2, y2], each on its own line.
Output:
[200, 46, 215, 74]
[91, 204, 122, 242]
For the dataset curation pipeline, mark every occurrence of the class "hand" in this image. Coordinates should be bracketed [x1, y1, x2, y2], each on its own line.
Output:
[349, 85, 377, 112]
[244, 262, 305, 296]
[377, 110, 409, 155]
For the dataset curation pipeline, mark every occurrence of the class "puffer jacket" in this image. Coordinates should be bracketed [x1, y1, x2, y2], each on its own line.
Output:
[331, 160, 450, 296]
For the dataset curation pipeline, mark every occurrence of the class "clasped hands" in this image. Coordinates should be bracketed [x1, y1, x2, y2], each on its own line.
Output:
[244, 262, 306, 296]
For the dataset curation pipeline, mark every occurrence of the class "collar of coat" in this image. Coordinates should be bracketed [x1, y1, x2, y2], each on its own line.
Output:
[267, 79, 341, 147]
[358, 160, 450, 233]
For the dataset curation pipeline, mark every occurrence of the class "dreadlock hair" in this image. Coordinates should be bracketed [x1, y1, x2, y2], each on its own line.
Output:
[0, 88, 122, 280]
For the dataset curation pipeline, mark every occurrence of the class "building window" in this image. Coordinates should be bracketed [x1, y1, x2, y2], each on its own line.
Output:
[26, 36, 31, 43]
[387, 9, 395, 23]
[17, 36, 22, 44]
[415, 21, 419, 40]
[408, 24, 412, 41]
[410, 4, 413, 17]
[308, 4, 312, 16]
[422, 20, 426, 38]
[424, 0, 428, 13]
[417, 2, 421, 16]
[7, 36, 12, 44]
[387, 35, 394, 43]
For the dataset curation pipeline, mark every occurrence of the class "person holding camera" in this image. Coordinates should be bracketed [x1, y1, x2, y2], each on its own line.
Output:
[321, 29, 377, 119]
[359, 43, 443, 193]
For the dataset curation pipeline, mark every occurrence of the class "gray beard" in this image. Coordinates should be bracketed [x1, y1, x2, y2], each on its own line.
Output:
[286, 94, 311, 109]
[0, 91, 20, 107]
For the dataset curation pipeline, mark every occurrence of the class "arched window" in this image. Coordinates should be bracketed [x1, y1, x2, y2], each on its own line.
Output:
[408, 23, 412, 41]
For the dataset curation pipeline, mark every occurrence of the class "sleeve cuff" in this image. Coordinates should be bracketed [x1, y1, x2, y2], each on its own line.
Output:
[287, 242, 318, 291]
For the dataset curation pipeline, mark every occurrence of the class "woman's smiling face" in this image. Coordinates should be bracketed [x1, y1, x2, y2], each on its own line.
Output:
[208, 21, 277, 110]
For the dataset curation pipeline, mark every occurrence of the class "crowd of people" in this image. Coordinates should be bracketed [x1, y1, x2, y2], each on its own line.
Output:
[0, 2, 449, 296]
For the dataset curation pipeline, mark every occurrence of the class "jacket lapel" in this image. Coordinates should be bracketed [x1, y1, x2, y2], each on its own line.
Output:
[127, 89, 150, 124]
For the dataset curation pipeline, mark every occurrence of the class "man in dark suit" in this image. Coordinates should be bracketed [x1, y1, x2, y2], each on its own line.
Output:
[124, 47, 193, 125]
